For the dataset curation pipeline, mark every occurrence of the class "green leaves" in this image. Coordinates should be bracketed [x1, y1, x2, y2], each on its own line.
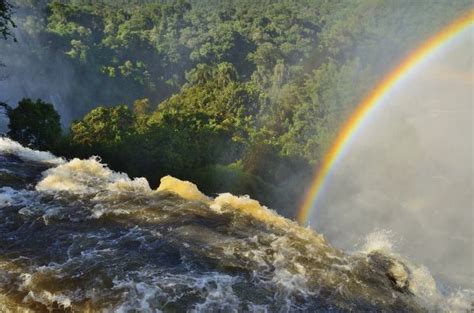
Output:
[0, 0, 15, 41]
[7, 0, 472, 216]
[7, 98, 62, 150]
[70, 105, 134, 147]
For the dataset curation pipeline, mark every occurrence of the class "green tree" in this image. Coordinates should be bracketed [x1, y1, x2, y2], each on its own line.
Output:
[185, 63, 214, 86]
[0, 0, 15, 41]
[13, 0, 471, 218]
[70, 105, 135, 147]
[158, 62, 262, 141]
[0, 0, 15, 75]
[7, 98, 61, 150]
[215, 62, 238, 87]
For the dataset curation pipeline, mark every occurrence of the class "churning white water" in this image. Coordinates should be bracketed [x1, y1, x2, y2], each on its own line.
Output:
[0, 137, 472, 311]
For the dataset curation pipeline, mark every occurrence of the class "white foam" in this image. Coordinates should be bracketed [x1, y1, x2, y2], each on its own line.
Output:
[211, 193, 289, 229]
[36, 157, 151, 195]
[189, 273, 240, 312]
[0, 189, 14, 208]
[0, 187, 35, 209]
[156, 175, 210, 202]
[112, 272, 240, 313]
[114, 281, 162, 313]
[360, 230, 396, 255]
[358, 230, 474, 311]
[23, 291, 72, 309]
[0, 137, 64, 164]
[18, 271, 72, 310]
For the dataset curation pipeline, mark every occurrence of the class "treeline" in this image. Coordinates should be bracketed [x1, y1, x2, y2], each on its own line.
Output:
[2, 0, 471, 216]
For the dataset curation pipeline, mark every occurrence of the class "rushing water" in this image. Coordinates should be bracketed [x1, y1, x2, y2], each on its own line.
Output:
[0, 137, 471, 312]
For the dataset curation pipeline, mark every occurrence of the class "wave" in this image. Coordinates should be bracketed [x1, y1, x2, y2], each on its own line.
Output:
[0, 139, 471, 312]
[0, 137, 64, 165]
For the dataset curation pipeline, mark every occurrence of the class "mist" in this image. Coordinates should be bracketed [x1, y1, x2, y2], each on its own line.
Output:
[0, 3, 145, 133]
[0, 0, 471, 290]
[310, 29, 473, 289]
[0, 4, 75, 131]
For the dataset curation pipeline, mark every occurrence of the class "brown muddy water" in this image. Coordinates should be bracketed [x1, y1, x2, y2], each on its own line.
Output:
[0, 138, 471, 312]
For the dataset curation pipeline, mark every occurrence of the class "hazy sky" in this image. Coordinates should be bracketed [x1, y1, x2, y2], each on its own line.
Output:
[310, 27, 473, 289]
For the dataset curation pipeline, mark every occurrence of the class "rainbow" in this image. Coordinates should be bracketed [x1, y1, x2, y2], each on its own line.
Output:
[297, 10, 474, 225]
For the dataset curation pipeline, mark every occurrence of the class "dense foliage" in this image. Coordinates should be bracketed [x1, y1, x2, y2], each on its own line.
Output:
[0, 0, 15, 40]
[1, 0, 472, 216]
[0, 0, 15, 74]
[7, 98, 61, 150]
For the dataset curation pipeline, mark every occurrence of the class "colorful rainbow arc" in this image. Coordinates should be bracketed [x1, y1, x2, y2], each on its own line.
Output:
[297, 10, 474, 225]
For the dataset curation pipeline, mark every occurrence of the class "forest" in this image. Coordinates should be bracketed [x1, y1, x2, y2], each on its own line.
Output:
[0, 0, 471, 217]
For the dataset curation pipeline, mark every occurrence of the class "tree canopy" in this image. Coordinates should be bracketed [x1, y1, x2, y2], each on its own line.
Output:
[7, 98, 61, 150]
[2, 0, 472, 217]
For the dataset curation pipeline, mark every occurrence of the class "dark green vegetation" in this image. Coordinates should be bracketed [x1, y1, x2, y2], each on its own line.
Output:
[0, 0, 15, 71]
[5, 98, 61, 150]
[0, 0, 15, 40]
[1, 0, 472, 216]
